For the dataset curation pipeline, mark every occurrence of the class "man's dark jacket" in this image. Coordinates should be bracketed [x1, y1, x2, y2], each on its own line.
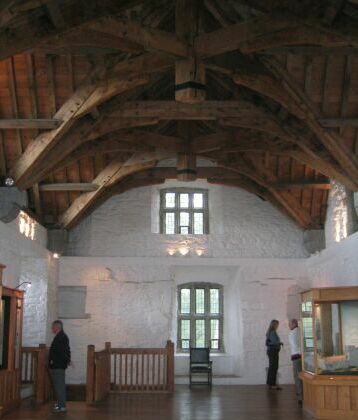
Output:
[49, 330, 71, 369]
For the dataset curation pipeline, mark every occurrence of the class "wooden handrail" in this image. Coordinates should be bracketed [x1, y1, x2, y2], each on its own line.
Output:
[86, 341, 175, 404]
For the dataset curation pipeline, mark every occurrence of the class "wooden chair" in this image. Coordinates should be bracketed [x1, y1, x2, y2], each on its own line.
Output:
[189, 348, 212, 387]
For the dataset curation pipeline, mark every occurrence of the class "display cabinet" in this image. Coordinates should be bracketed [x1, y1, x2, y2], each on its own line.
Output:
[300, 286, 358, 420]
[0, 264, 24, 417]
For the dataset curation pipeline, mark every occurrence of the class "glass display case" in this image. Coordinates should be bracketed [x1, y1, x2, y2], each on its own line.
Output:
[300, 286, 358, 420]
[301, 288, 358, 376]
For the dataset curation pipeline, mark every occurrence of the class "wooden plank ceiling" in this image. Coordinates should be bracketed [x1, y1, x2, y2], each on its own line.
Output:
[0, 0, 358, 230]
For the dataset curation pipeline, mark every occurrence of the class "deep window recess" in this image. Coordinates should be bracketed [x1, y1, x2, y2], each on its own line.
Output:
[177, 283, 223, 352]
[160, 189, 209, 234]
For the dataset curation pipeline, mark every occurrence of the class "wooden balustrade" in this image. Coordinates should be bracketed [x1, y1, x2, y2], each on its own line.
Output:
[87, 341, 174, 404]
[0, 369, 21, 417]
[21, 345, 53, 404]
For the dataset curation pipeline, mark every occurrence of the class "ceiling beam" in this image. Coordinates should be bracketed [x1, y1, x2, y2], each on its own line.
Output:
[9, 53, 167, 189]
[39, 183, 98, 192]
[59, 151, 172, 229]
[273, 180, 331, 190]
[209, 58, 358, 190]
[85, 17, 188, 57]
[110, 100, 279, 122]
[261, 56, 358, 189]
[318, 118, 358, 127]
[221, 156, 317, 228]
[19, 117, 159, 189]
[0, 118, 60, 129]
[0, 1, 153, 60]
[195, 14, 358, 57]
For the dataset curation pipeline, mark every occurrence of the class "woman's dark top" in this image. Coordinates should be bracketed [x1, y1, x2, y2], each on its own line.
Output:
[49, 330, 71, 369]
[266, 330, 281, 350]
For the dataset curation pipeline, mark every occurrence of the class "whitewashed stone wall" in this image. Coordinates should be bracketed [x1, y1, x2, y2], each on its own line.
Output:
[58, 256, 309, 385]
[0, 219, 58, 346]
[307, 231, 358, 288]
[325, 180, 358, 248]
[68, 180, 308, 258]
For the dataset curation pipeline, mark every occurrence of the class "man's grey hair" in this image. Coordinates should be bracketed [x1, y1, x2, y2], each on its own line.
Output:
[52, 320, 63, 329]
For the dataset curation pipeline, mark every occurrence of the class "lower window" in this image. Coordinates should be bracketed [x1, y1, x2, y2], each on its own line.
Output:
[177, 283, 223, 352]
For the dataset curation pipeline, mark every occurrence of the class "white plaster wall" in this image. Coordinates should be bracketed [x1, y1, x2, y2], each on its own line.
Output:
[58, 256, 309, 385]
[67, 180, 308, 259]
[0, 219, 58, 346]
[307, 231, 358, 288]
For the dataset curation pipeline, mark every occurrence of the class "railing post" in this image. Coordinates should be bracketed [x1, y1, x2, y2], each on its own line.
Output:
[36, 344, 47, 404]
[105, 342, 111, 393]
[86, 345, 95, 404]
[166, 340, 174, 393]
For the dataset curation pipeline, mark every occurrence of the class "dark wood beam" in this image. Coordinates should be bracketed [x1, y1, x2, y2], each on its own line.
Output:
[10, 56, 154, 188]
[59, 151, 173, 229]
[0, 118, 60, 129]
[39, 183, 98, 192]
[0, 1, 154, 60]
[208, 59, 358, 190]
[261, 56, 358, 189]
[273, 180, 331, 190]
[221, 156, 318, 228]
[86, 17, 188, 57]
[110, 100, 278, 121]
[318, 118, 358, 127]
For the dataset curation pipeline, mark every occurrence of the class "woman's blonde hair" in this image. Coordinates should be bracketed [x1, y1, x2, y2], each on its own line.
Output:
[266, 319, 279, 337]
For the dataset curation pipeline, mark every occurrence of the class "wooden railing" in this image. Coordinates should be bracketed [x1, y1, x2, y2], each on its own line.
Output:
[0, 369, 21, 417]
[87, 341, 174, 404]
[21, 345, 53, 404]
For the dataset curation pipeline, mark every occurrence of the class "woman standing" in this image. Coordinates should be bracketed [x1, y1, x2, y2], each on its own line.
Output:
[266, 319, 283, 390]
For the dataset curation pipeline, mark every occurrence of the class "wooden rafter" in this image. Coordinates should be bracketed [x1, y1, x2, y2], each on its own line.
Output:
[220, 156, 317, 228]
[0, 1, 151, 60]
[207, 58, 358, 190]
[40, 183, 98, 192]
[10, 57, 155, 188]
[0, 119, 60, 129]
[59, 151, 173, 229]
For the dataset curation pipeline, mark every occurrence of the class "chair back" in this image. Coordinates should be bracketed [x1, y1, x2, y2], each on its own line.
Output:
[190, 347, 210, 364]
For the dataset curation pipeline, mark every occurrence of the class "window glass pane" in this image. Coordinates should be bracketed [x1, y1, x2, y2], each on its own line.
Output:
[210, 289, 220, 314]
[193, 212, 204, 234]
[195, 320, 205, 347]
[180, 226, 189, 234]
[165, 213, 175, 234]
[165, 192, 176, 208]
[193, 193, 204, 208]
[211, 319, 220, 349]
[181, 320, 190, 349]
[180, 193, 189, 208]
[180, 289, 191, 314]
[195, 289, 205, 314]
[180, 212, 189, 226]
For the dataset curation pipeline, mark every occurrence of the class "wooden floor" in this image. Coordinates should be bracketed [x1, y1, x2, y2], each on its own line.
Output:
[5, 385, 313, 420]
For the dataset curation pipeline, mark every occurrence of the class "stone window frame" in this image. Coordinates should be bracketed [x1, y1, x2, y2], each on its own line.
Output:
[177, 282, 224, 353]
[159, 188, 209, 235]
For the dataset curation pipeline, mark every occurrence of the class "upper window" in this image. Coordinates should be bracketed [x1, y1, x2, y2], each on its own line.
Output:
[160, 189, 208, 234]
[177, 283, 223, 352]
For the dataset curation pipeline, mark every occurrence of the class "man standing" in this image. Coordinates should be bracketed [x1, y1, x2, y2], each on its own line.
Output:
[288, 318, 303, 405]
[49, 320, 71, 414]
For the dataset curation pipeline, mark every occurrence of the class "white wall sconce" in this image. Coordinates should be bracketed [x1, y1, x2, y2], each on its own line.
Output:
[53, 252, 60, 259]
[195, 249, 204, 256]
[167, 249, 176, 256]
